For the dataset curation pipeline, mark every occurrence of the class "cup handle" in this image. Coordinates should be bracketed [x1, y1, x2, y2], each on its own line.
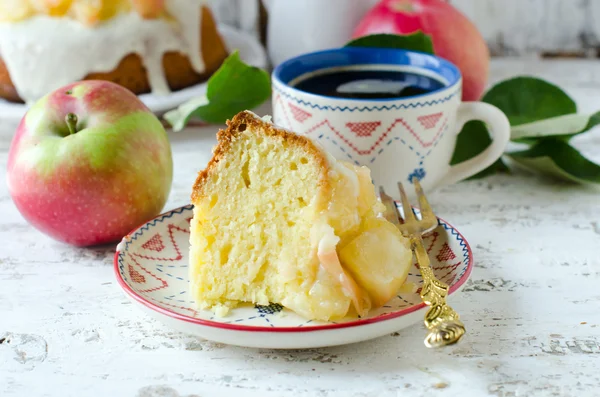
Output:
[441, 102, 511, 186]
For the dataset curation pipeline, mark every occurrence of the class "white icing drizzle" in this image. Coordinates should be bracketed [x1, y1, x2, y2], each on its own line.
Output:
[166, 0, 205, 74]
[0, 0, 206, 104]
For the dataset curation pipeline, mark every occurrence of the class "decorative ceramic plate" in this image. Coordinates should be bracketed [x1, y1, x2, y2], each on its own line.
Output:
[0, 25, 268, 121]
[114, 205, 473, 349]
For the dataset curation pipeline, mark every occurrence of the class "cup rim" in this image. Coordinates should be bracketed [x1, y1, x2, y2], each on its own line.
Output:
[272, 46, 462, 103]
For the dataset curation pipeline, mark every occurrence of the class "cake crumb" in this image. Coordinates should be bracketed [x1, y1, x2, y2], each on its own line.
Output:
[214, 305, 230, 317]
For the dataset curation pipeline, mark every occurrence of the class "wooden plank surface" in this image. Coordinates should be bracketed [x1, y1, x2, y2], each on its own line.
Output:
[1, 59, 600, 397]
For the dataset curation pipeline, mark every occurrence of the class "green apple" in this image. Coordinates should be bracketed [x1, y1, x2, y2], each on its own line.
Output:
[7, 80, 173, 246]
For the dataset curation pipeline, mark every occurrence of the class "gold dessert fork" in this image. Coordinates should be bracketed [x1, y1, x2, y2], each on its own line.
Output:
[379, 179, 466, 348]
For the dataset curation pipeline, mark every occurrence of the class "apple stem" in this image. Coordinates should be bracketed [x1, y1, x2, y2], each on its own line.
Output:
[65, 113, 78, 135]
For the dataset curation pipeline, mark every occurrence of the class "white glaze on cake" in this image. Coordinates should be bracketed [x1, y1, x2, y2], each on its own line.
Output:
[0, 0, 206, 104]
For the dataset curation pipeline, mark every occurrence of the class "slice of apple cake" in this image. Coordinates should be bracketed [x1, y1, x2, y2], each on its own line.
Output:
[189, 110, 412, 321]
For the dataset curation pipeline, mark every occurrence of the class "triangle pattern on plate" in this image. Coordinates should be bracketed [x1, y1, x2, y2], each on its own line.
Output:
[436, 242, 457, 262]
[128, 264, 146, 284]
[133, 223, 189, 262]
[141, 233, 165, 252]
[126, 256, 168, 293]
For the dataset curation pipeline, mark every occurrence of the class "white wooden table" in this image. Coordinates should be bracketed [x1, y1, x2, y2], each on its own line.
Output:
[2, 59, 600, 397]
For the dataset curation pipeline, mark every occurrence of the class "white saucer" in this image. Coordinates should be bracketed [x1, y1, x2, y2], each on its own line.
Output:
[114, 204, 473, 349]
[0, 25, 268, 121]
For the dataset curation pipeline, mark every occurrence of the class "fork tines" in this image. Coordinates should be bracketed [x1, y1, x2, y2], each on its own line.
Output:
[380, 178, 438, 234]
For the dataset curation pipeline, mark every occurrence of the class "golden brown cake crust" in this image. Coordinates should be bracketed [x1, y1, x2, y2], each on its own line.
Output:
[0, 57, 20, 102]
[0, 6, 228, 103]
[191, 111, 332, 204]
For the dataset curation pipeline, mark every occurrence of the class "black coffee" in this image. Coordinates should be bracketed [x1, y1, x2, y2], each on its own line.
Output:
[293, 69, 446, 99]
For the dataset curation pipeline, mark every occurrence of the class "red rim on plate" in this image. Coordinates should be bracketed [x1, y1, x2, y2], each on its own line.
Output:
[114, 205, 473, 333]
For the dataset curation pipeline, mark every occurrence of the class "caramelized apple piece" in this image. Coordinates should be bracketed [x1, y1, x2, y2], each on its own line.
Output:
[70, 0, 129, 26]
[131, 0, 164, 19]
[30, 0, 74, 16]
[339, 217, 412, 307]
[314, 223, 371, 317]
[0, 0, 35, 22]
[318, 248, 371, 317]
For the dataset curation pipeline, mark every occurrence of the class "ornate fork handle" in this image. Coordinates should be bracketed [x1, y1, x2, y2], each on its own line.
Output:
[412, 235, 466, 348]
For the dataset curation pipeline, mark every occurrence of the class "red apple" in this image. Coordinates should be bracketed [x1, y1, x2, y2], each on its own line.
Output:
[7, 80, 173, 247]
[353, 0, 490, 101]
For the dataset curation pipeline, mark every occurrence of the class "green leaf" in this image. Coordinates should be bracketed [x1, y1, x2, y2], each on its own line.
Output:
[511, 111, 600, 142]
[345, 32, 434, 54]
[450, 120, 509, 179]
[508, 139, 600, 184]
[163, 96, 209, 131]
[164, 51, 271, 130]
[482, 76, 577, 126]
[450, 76, 583, 179]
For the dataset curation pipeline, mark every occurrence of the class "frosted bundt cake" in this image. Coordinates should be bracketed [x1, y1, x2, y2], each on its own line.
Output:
[189, 111, 413, 321]
[0, 0, 228, 103]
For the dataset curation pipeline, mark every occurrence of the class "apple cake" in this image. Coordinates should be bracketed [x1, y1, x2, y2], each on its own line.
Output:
[188, 111, 413, 321]
[0, 0, 228, 103]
